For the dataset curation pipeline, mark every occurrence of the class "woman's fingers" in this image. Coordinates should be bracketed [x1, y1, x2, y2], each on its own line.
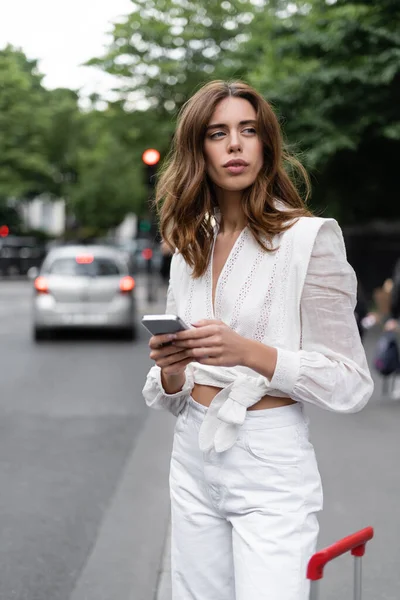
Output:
[156, 348, 192, 369]
[151, 342, 218, 366]
[174, 324, 219, 342]
[149, 333, 176, 349]
[150, 344, 182, 361]
[172, 335, 220, 349]
[190, 346, 220, 359]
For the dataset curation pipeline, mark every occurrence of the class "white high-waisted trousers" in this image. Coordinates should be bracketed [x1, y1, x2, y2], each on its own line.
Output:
[169, 397, 323, 600]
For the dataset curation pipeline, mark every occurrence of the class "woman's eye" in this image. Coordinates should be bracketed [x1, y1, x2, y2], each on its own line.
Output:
[208, 127, 256, 139]
[209, 131, 225, 139]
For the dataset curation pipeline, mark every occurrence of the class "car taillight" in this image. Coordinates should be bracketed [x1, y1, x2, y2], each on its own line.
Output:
[119, 276, 135, 292]
[34, 276, 49, 293]
[76, 255, 94, 264]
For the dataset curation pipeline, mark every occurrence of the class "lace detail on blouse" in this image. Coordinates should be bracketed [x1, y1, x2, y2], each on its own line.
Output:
[215, 228, 248, 319]
[229, 246, 265, 332]
[253, 244, 281, 342]
[204, 251, 214, 320]
[184, 277, 195, 324]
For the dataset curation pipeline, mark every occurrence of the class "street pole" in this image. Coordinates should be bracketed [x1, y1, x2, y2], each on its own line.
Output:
[142, 148, 161, 306]
[146, 244, 155, 304]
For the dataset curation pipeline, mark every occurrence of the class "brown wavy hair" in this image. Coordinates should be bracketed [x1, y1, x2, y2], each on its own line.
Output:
[156, 80, 312, 278]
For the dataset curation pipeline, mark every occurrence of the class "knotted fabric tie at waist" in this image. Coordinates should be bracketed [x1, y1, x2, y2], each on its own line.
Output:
[198, 375, 268, 453]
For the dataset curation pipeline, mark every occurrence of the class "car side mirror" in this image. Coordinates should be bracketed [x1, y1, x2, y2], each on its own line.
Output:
[27, 266, 39, 280]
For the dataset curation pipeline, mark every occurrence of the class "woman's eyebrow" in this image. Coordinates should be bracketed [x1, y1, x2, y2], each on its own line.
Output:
[206, 119, 257, 130]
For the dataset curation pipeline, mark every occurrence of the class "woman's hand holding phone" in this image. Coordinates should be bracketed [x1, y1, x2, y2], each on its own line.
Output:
[149, 332, 193, 373]
[149, 318, 246, 371]
[149, 332, 193, 393]
[148, 317, 253, 392]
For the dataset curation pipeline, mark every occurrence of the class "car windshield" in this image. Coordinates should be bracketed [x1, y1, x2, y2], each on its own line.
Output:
[46, 257, 121, 277]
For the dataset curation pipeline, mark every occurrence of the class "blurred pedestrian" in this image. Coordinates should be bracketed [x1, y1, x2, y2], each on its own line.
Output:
[160, 238, 172, 283]
[383, 258, 400, 397]
[142, 81, 374, 600]
[384, 257, 400, 331]
[355, 282, 369, 341]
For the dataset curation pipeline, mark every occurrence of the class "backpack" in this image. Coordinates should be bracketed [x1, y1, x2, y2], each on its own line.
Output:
[373, 331, 400, 376]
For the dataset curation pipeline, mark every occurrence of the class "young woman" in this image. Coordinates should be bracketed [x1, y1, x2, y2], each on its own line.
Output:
[143, 80, 373, 600]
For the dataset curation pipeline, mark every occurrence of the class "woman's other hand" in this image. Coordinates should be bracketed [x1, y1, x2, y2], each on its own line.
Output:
[171, 319, 247, 367]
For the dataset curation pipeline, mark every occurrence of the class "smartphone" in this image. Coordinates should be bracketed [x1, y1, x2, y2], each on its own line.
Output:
[141, 314, 190, 337]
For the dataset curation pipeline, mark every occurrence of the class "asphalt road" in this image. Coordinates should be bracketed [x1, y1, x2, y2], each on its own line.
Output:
[1, 277, 400, 600]
[0, 276, 174, 600]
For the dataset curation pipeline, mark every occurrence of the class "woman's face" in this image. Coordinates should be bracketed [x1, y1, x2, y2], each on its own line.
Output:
[203, 97, 264, 194]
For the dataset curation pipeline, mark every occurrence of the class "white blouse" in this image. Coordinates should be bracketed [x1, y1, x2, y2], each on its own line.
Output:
[143, 215, 374, 452]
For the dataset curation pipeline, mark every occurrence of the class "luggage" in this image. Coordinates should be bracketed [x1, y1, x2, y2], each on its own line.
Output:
[307, 526, 374, 600]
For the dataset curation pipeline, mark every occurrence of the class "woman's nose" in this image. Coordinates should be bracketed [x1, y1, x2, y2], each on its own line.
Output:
[228, 135, 242, 153]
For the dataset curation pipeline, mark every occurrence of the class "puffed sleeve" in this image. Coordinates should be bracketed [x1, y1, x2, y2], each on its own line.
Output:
[269, 220, 374, 412]
[142, 254, 194, 416]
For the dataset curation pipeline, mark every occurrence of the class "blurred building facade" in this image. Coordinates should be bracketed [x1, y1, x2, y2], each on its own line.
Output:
[114, 213, 137, 242]
[20, 195, 66, 236]
[344, 222, 400, 305]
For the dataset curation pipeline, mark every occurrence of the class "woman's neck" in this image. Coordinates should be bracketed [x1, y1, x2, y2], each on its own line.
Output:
[215, 188, 247, 234]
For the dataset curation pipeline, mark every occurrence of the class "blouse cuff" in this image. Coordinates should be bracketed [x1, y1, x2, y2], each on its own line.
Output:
[269, 347, 301, 396]
[142, 365, 194, 417]
[154, 365, 194, 398]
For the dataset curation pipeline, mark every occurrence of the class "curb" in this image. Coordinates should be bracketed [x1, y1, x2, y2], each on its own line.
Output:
[156, 523, 172, 600]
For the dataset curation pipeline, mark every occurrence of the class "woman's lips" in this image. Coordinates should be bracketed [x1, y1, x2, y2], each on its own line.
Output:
[225, 165, 248, 174]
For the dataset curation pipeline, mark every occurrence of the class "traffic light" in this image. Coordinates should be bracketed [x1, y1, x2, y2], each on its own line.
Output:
[142, 148, 160, 190]
[0, 225, 9, 238]
[138, 218, 151, 233]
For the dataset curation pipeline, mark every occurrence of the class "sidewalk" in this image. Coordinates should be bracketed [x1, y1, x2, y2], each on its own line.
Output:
[156, 525, 172, 600]
[142, 278, 173, 600]
[142, 277, 173, 600]
[68, 408, 175, 600]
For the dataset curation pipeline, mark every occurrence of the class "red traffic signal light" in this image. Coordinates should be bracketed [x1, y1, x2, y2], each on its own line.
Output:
[0, 225, 9, 237]
[141, 248, 153, 260]
[142, 149, 160, 166]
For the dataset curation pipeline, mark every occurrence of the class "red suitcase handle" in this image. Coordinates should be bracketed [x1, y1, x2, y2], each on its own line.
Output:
[307, 526, 374, 581]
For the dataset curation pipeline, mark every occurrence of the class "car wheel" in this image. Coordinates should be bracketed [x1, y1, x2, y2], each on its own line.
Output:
[33, 327, 52, 342]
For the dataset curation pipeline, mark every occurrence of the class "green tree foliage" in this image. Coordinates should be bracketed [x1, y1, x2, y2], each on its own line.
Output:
[93, 0, 399, 223]
[43, 87, 81, 198]
[0, 46, 145, 231]
[247, 0, 400, 221]
[2, 0, 398, 229]
[88, 0, 260, 114]
[0, 46, 53, 201]
[69, 104, 146, 230]
[0, 46, 82, 214]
